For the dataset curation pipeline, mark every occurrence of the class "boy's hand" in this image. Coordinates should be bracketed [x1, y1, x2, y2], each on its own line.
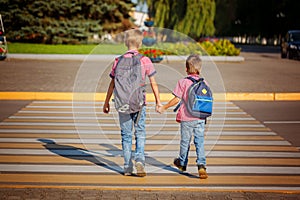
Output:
[103, 102, 110, 114]
[156, 104, 164, 114]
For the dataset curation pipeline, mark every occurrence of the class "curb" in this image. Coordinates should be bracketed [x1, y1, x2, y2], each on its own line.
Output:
[0, 92, 299, 101]
[7, 54, 245, 62]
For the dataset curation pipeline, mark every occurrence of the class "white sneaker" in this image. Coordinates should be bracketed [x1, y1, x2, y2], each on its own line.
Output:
[135, 162, 146, 177]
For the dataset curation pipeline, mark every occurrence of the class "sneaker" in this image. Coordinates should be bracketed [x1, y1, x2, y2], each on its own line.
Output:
[135, 162, 146, 177]
[173, 158, 186, 172]
[198, 165, 208, 179]
[124, 167, 133, 176]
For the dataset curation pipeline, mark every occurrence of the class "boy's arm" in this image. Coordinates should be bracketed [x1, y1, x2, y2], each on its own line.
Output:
[103, 79, 115, 114]
[149, 76, 162, 111]
[159, 96, 180, 113]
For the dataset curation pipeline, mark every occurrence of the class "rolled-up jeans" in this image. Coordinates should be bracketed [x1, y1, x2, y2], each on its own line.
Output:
[179, 119, 206, 167]
[118, 106, 146, 169]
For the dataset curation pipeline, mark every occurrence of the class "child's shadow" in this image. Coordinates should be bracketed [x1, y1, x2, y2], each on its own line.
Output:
[100, 143, 198, 178]
[38, 139, 123, 175]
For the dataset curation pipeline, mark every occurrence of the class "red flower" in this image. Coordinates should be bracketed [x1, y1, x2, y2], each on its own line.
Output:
[139, 48, 164, 58]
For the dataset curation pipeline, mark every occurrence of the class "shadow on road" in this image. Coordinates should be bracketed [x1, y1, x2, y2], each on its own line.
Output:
[38, 139, 198, 178]
[100, 143, 198, 178]
[37, 138, 123, 175]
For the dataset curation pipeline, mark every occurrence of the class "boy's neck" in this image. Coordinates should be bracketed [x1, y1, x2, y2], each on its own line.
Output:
[188, 73, 199, 76]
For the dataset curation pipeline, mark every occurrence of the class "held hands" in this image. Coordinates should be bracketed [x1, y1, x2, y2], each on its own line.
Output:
[156, 104, 165, 114]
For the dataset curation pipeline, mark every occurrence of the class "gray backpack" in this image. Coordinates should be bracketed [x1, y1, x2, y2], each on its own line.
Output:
[113, 52, 145, 114]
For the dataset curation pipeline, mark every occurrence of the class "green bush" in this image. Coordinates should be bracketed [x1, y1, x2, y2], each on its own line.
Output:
[159, 42, 204, 56]
[200, 39, 241, 56]
[155, 39, 240, 56]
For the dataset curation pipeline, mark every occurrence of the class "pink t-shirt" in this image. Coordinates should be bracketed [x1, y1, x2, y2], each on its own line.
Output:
[109, 50, 156, 80]
[173, 74, 203, 122]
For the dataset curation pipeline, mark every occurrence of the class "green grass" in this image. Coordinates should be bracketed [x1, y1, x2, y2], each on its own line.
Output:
[7, 43, 127, 54]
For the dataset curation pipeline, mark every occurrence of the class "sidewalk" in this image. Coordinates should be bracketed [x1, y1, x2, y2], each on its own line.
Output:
[1, 53, 300, 101]
[7, 53, 245, 62]
[1, 188, 300, 200]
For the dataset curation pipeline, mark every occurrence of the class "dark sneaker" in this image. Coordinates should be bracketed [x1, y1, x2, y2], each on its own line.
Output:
[124, 167, 133, 176]
[173, 158, 186, 172]
[135, 162, 146, 177]
[198, 165, 208, 179]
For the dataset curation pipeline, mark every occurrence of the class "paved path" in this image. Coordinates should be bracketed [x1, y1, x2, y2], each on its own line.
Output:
[0, 100, 299, 199]
[1, 52, 300, 94]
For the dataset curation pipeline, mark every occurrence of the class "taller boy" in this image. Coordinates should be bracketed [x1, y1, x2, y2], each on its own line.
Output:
[103, 29, 162, 177]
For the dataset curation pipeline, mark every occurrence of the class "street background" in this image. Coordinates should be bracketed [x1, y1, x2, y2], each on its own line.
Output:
[0, 46, 300, 199]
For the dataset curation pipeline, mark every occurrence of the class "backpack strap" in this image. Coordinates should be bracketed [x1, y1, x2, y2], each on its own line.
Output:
[117, 51, 134, 61]
[185, 76, 204, 83]
[116, 52, 143, 68]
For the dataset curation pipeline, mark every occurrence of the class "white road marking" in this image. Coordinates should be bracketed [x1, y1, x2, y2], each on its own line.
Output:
[9, 116, 255, 121]
[0, 139, 291, 146]
[0, 164, 300, 174]
[0, 122, 265, 128]
[264, 121, 300, 124]
[31, 101, 234, 105]
[0, 129, 276, 135]
[0, 149, 300, 158]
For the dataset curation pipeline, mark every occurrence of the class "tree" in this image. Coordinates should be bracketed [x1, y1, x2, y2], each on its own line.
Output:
[141, 0, 216, 39]
[0, 0, 135, 44]
[214, 0, 237, 36]
[215, 0, 300, 37]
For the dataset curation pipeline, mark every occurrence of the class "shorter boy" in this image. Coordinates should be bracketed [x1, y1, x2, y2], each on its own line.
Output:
[158, 54, 208, 179]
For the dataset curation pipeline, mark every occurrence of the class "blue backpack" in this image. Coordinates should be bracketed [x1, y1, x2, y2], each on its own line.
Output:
[175, 77, 213, 119]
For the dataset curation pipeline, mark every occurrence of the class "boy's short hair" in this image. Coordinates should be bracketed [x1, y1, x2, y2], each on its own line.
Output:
[186, 54, 202, 74]
[124, 29, 143, 49]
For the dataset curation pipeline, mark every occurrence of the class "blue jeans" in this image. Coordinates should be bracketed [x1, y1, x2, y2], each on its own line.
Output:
[179, 120, 206, 166]
[118, 106, 146, 169]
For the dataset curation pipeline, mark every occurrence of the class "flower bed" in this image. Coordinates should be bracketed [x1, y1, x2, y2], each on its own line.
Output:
[139, 48, 165, 63]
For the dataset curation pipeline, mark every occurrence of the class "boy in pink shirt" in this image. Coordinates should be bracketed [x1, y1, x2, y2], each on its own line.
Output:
[158, 54, 208, 179]
[103, 29, 162, 177]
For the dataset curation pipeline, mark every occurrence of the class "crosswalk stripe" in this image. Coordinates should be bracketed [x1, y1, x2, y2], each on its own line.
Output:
[8, 116, 256, 121]
[0, 126, 271, 132]
[1, 155, 300, 165]
[1, 149, 299, 158]
[0, 100, 299, 191]
[18, 110, 245, 115]
[1, 164, 300, 174]
[0, 122, 266, 128]
[0, 174, 300, 186]
[0, 138, 291, 146]
[0, 134, 284, 141]
[30, 101, 235, 105]
[0, 129, 277, 135]
[0, 143, 297, 152]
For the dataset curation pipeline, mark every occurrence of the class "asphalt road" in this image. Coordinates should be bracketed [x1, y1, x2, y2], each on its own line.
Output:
[234, 101, 300, 148]
[0, 52, 300, 93]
